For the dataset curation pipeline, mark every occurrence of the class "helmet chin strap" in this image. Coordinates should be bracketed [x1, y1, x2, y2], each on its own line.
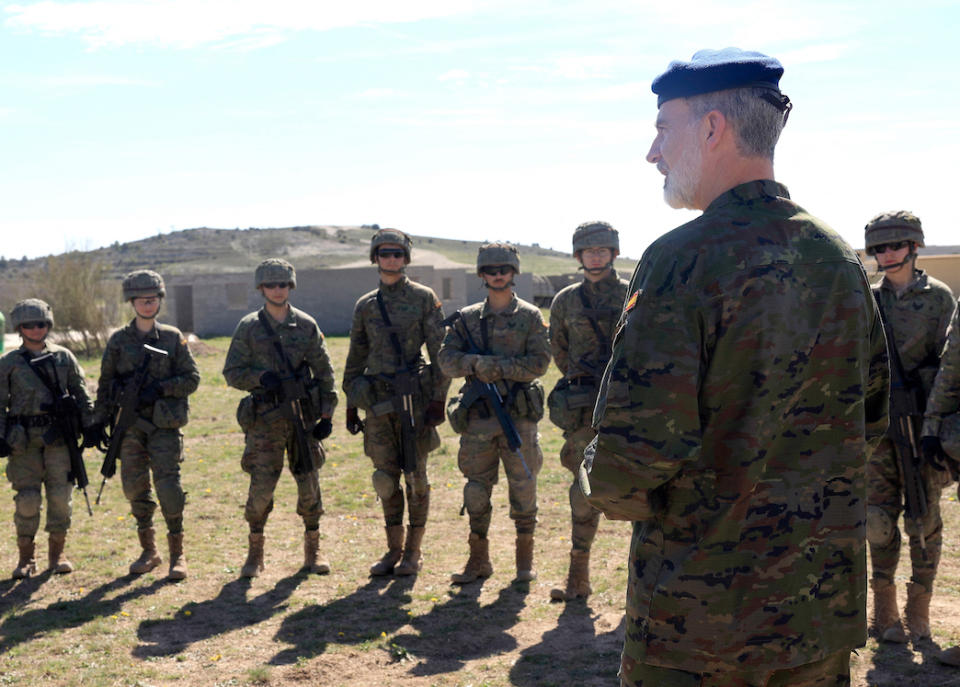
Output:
[378, 266, 405, 275]
[483, 280, 514, 292]
[876, 251, 916, 273]
[579, 261, 614, 275]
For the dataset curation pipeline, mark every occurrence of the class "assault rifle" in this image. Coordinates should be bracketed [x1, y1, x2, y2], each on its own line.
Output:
[443, 311, 531, 478]
[27, 353, 93, 516]
[96, 344, 169, 504]
[258, 312, 316, 476]
[875, 297, 928, 552]
[376, 291, 420, 484]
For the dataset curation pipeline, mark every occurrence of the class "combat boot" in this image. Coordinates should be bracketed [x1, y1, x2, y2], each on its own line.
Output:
[515, 533, 536, 582]
[871, 577, 907, 643]
[369, 525, 404, 576]
[12, 536, 36, 579]
[939, 646, 960, 667]
[241, 533, 265, 578]
[48, 532, 73, 574]
[550, 549, 591, 601]
[303, 530, 330, 575]
[167, 533, 187, 581]
[394, 526, 424, 576]
[451, 533, 493, 584]
[130, 527, 162, 575]
[904, 581, 932, 640]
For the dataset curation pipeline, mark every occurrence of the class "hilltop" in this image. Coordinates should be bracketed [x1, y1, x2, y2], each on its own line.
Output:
[0, 225, 637, 279]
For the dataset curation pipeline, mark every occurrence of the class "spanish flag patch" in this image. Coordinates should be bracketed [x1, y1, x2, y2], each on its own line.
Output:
[625, 290, 639, 313]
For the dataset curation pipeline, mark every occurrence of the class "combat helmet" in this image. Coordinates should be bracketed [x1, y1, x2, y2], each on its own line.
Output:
[10, 298, 54, 330]
[572, 221, 620, 256]
[864, 211, 924, 255]
[477, 242, 520, 275]
[255, 258, 296, 289]
[369, 228, 413, 264]
[122, 270, 166, 300]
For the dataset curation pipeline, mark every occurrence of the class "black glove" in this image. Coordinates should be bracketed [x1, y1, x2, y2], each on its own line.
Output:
[0, 438, 10, 458]
[260, 370, 282, 391]
[425, 400, 445, 427]
[921, 436, 949, 471]
[139, 381, 163, 405]
[312, 417, 332, 440]
[346, 407, 364, 435]
[82, 423, 104, 449]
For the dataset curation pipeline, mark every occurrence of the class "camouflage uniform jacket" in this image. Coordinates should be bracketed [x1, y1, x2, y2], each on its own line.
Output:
[582, 180, 890, 671]
[342, 276, 450, 405]
[0, 342, 94, 436]
[873, 269, 955, 401]
[438, 293, 550, 392]
[94, 320, 200, 425]
[924, 305, 960, 437]
[223, 305, 337, 416]
[549, 270, 628, 381]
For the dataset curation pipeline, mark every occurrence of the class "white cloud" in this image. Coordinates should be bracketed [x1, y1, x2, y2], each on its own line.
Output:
[352, 87, 400, 100]
[438, 69, 470, 81]
[777, 42, 852, 66]
[27, 74, 155, 87]
[3, 0, 491, 49]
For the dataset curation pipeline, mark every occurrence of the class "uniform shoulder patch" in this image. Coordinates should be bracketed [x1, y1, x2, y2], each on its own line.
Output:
[625, 290, 639, 312]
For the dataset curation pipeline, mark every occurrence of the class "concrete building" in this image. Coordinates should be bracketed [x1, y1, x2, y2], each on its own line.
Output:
[163, 264, 534, 337]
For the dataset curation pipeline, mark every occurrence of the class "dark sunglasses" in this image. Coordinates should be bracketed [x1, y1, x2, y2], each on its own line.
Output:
[874, 241, 909, 254]
[20, 322, 48, 330]
[480, 265, 513, 276]
[377, 249, 406, 259]
[262, 282, 292, 290]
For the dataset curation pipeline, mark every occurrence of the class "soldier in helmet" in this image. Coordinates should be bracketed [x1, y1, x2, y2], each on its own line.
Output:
[342, 229, 450, 576]
[546, 222, 628, 602]
[439, 243, 550, 584]
[93, 271, 200, 580]
[223, 258, 338, 578]
[864, 211, 956, 643]
[0, 298, 95, 578]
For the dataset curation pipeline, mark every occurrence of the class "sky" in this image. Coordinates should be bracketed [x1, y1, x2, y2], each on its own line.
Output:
[1, 0, 957, 263]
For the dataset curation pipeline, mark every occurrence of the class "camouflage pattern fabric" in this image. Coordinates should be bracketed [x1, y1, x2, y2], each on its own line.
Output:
[0, 343, 94, 537]
[223, 305, 337, 531]
[342, 276, 450, 527]
[923, 304, 960, 455]
[868, 271, 955, 592]
[438, 294, 550, 535]
[549, 271, 628, 551]
[581, 180, 890, 673]
[95, 320, 200, 534]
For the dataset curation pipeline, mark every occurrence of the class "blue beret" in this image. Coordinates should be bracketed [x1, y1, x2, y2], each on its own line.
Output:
[651, 48, 784, 107]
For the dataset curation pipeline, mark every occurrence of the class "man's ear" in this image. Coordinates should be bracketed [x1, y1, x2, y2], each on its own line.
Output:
[702, 110, 728, 150]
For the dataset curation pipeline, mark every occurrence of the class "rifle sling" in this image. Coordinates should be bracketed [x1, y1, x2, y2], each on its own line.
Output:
[19, 350, 74, 421]
[257, 310, 299, 378]
[873, 294, 924, 410]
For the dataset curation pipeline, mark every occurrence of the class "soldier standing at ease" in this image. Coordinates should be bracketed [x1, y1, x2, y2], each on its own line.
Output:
[547, 221, 627, 602]
[439, 243, 550, 584]
[581, 49, 890, 685]
[223, 259, 338, 578]
[863, 212, 955, 643]
[921, 306, 960, 666]
[0, 299, 95, 578]
[94, 271, 199, 581]
[343, 229, 450, 576]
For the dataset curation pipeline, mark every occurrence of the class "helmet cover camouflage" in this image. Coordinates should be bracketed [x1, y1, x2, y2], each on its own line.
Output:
[572, 221, 620, 255]
[477, 242, 520, 274]
[10, 298, 54, 330]
[369, 228, 413, 263]
[254, 258, 296, 289]
[865, 210, 924, 254]
[122, 270, 166, 300]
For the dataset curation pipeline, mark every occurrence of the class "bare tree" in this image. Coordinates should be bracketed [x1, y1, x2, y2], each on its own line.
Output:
[41, 252, 121, 357]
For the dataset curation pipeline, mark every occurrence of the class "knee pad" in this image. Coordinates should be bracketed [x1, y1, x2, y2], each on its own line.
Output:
[15, 489, 42, 519]
[405, 476, 431, 500]
[867, 505, 896, 547]
[463, 480, 489, 516]
[372, 469, 400, 501]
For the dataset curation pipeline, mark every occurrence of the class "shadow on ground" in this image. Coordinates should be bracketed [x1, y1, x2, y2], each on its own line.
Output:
[865, 636, 960, 687]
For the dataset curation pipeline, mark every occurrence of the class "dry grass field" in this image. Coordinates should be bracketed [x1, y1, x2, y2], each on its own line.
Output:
[0, 334, 958, 686]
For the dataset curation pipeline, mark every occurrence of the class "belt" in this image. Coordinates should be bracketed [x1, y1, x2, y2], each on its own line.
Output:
[9, 414, 53, 428]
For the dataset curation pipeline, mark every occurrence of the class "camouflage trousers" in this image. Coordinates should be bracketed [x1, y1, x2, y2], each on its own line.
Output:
[120, 425, 185, 534]
[868, 437, 945, 590]
[621, 649, 851, 687]
[363, 412, 438, 528]
[458, 415, 542, 536]
[560, 424, 601, 552]
[241, 415, 325, 532]
[4, 426, 72, 537]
